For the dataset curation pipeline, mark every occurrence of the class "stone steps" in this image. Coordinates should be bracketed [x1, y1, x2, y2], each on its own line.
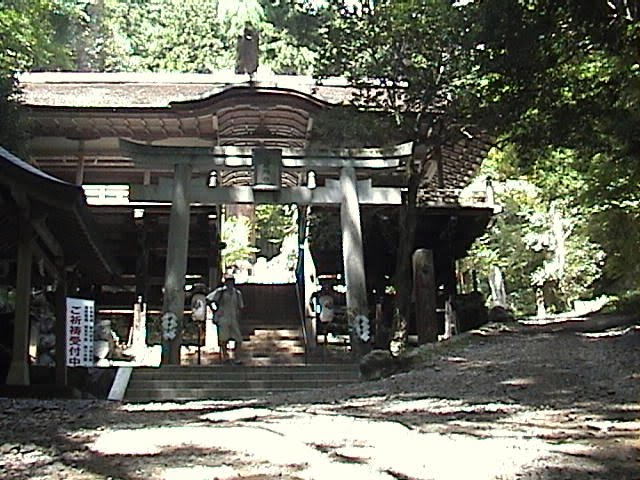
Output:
[241, 323, 300, 338]
[124, 364, 361, 402]
[238, 326, 306, 362]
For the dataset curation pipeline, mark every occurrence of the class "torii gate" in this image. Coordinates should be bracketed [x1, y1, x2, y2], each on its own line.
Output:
[120, 139, 410, 364]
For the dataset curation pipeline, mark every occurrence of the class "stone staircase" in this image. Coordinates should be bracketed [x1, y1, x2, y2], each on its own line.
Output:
[124, 363, 361, 402]
[240, 327, 306, 365]
[123, 283, 360, 402]
[236, 283, 308, 364]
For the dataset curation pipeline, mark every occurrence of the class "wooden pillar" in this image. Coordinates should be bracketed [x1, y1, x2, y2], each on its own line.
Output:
[161, 163, 192, 365]
[205, 211, 220, 351]
[131, 210, 150, 357]
[207, 210, 220, 290]
[7, 217, 34, 385]
[413, 249, 438, 344]
[129, 301, 147, 359]
[75, 140, 86, 186]
[340, 166, 369, 355]
[135, 215, 149, 302]
[297, 205, 314, 347]
[54, 258, 67, 387]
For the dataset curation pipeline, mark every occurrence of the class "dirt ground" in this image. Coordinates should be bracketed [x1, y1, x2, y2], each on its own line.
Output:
[1, 314, 639, 480]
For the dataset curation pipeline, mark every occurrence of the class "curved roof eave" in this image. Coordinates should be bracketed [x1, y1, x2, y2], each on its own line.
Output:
[169, 85, 333, 112]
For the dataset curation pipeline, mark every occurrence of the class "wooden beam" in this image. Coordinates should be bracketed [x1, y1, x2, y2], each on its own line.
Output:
[119, 139, 409, 171]
[32, 216, 64, 259]
[32, 242, 59, 280]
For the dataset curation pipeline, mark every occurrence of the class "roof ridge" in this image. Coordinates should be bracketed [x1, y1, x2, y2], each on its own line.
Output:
[18, 71, 351, 87]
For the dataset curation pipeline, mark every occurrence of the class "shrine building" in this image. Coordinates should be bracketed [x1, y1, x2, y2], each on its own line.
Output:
[1, 71, 493, 383]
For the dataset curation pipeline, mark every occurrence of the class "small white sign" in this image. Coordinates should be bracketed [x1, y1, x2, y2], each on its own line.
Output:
[66, 297, 95, 367]
[191, 293, 207, 322]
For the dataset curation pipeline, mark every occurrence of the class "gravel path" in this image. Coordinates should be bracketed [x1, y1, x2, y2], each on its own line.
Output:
[1, 317, 638, 479]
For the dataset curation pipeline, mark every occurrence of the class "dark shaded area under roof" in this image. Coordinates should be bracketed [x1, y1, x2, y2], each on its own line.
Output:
[310, 204, 493, 279]
[0, 147, 120, 282]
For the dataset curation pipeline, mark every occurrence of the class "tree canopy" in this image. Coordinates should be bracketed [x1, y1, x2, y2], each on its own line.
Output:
[1, 0, 639, 316]
[67, 0, 324, 74]
[473, 0, 640, 301]
[0, 0, 80, 151]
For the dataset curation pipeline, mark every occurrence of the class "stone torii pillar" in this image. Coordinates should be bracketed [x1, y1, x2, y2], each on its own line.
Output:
[340, 166, 369, 355]
[161, 163, 192, 365]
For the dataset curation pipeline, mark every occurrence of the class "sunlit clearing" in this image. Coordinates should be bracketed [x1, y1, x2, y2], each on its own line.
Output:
[380, 398, 523, 415]
[200, 407, 282, 423]
[86, 404, 600, 479]
[578, 326, 638, 338]
[91, 424, 316, 463]
[121, 399, 252, 412]
[162, 465, 239, 480]
[500, 377, 537, 386]
[253, 410, 554, 479]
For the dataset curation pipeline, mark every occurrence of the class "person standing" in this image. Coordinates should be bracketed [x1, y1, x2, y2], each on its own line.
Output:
[311, 283, 335, 345]
[206, 275, 244, 364]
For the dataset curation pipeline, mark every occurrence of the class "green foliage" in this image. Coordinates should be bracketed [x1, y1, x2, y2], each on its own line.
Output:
[465, 148, 605, 315]
[0, 75, 28, 154]
[0, 0, 75, 72]
[254, 204, 296, 258]
[474, 1, 640, 292]
[66, 0, 323, 74]
[220, 215, 258, 270]
[316, 0, 481, 135]
[69, 0, 228, 72]
[0, 0, 77, 152]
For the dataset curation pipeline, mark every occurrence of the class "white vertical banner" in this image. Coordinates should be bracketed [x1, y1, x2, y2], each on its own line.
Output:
[66, 297, 95, 367]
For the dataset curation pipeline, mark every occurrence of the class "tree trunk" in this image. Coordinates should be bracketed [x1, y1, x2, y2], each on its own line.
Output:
[390, 169, 420, 355]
